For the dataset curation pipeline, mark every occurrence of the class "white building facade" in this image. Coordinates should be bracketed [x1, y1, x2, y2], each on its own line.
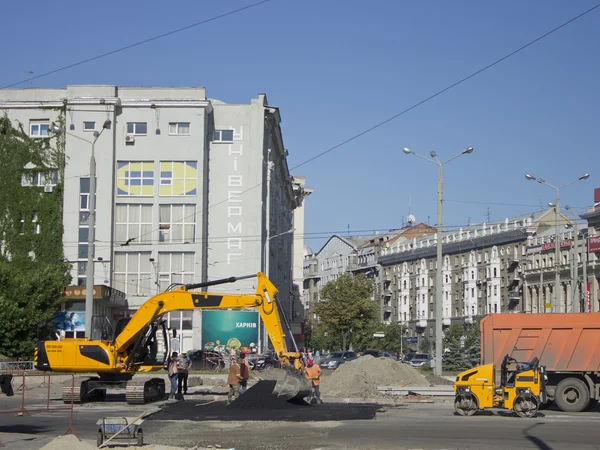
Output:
[0, 85, 306, 353]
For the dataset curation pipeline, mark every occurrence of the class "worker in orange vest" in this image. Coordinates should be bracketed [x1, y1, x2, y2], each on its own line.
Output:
[305, 358, 323, 404]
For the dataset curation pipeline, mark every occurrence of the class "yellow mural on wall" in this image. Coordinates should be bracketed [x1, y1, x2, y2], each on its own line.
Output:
[159, 161, 198, 196]
[117, 161, 155, 196]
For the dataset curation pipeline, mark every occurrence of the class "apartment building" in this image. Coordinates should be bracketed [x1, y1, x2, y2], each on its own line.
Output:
[0, 85, 306, 352]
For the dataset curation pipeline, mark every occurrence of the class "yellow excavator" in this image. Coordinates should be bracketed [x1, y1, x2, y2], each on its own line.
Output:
[454, 355, 547, 418]
[34, 273, 311, 404]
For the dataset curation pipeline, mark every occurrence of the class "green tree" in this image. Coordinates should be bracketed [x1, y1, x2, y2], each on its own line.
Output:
[442, 323, 481, 372]
[0, 115, 71, 357]
[419, 335, 432, 354]
[311, 273, 377, 351]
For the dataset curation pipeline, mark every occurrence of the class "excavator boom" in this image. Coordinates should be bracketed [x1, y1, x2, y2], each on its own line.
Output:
[34, 273, 310, 404]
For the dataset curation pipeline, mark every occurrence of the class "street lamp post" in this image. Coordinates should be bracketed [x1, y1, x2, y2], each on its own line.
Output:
[262, 227, 295, 275]
[403, 146, 474, 377]
[51, 120, 111, 338]
[564, 205, 580, 312]
[525, 173, 589, 313]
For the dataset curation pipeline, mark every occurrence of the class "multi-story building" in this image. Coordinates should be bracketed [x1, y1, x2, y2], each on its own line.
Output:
[377, 208, 570, 338]
[0, 85, 306, 352]
[523, 190, 600, 314]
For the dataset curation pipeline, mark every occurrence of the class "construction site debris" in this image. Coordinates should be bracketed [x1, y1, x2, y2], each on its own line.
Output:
[320, 355, 429, 398]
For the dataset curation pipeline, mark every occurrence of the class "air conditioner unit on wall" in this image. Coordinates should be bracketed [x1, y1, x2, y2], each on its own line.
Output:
[44, 185, 53, 193]
[125, 135, 135, 144]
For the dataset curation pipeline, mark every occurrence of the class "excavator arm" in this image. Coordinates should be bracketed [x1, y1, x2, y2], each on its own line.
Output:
[115, 272, 299, 367]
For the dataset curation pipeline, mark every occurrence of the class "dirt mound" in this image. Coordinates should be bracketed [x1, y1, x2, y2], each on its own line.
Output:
[320, 355, 429, 398]
[40, 435, 96, 450]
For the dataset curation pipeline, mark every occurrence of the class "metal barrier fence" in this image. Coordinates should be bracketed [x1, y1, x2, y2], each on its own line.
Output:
[0, 372, 78, 447]
[0, 361, 34, 372]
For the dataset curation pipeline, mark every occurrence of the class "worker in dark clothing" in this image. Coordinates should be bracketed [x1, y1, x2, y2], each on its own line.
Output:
[0, 374, 14, 396]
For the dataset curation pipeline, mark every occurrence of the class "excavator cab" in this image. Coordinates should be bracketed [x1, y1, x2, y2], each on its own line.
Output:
[454, 354, 546, 418]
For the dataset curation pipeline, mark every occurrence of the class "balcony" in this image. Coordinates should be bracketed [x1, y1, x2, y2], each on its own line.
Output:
[416, 319, 427, 329]
[304, 265, 319, 278]
[508, 289, 521, 301]
[383, 289, 392, 297]
[442, 318, 451, 327]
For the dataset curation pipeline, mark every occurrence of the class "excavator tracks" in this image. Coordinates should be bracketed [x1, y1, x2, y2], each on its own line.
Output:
[62, 377, 102, 404]
[126, 377, 165, 404]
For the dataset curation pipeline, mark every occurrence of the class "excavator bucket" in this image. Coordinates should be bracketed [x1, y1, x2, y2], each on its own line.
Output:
[252, 366, 313, 401]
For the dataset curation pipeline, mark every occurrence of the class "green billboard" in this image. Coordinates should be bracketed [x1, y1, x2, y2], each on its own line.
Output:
[201, 311, 259, 349]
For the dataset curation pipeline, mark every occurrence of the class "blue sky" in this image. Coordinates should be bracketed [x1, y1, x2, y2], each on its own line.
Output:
[2, 0, 599, 252]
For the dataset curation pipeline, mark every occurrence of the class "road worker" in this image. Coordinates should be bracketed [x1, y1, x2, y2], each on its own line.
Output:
[304, 358, 323, 404]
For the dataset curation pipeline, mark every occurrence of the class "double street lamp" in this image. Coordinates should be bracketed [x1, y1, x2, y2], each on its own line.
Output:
[51, 119, 111, 338]
[403, 146, 474, 376]
[525, 173, 589, 313]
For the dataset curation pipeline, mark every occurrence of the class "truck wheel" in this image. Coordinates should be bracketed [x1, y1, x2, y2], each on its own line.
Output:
[555, 378, 590, 412]
[97, 430, 103, 447]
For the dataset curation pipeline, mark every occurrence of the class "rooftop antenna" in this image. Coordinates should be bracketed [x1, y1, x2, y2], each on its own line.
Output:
[466, 216, 472, 226]
[347, 224, 350, 236]
[486, 207, 490, 223]
[26, 71, 33, 88]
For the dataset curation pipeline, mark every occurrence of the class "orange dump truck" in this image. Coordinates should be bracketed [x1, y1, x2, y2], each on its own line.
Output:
[481, 313, 600, 412]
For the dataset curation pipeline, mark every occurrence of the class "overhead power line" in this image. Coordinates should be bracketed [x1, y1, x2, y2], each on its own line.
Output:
[125, 3, 600, 245]
[1, 0, 272, 89]
[289, 2, 600, 171]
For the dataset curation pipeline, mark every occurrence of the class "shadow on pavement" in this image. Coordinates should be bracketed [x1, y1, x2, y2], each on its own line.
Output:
[523, 423, 553, 450]
[0, 424, 50, 434]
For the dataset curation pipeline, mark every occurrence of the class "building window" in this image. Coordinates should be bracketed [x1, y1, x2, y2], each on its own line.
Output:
[21, 169, 59, 187]
[126, 122, 148, 135]
[169, 122, 190, 135]
[159, 161, 197, 196]
[471, 288, 475, 298]
[159, 204, 196, 243]
[30, 120, 49, 137]
[115, 204, 153, 244]
[78, 178, 93, 259]
[213, 129, 234, 142]
[80, 178, 91, 210]
[493, 267, 497, 277]
[157, 252, 195, 292]
[83, 121, 95, 131]
[494, 285, 498, 296]
[114, 252, 152, 296]
[77, 261, 87, 286]
[78, 227, 89, 258]
[117, 161, 154, 196]
[32, 211, 40, 234]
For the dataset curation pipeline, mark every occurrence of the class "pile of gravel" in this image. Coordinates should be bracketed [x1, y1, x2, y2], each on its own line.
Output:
[320, 355, 429, 398]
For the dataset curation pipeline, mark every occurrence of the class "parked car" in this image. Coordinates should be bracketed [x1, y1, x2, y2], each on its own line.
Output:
[405, 353, 432, 368]
[361, 349, 383, 358]
[247, 350, 280, 371]
[320, 351, 358, 369]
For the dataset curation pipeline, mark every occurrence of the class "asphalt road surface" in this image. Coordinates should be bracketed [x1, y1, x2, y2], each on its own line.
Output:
[2, 394, 600, 449]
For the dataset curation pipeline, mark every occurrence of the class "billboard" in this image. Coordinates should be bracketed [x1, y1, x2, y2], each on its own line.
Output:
[52, 312, 85, 332]
[201, 311, 259, 350]
[589, 236, 600, 253]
